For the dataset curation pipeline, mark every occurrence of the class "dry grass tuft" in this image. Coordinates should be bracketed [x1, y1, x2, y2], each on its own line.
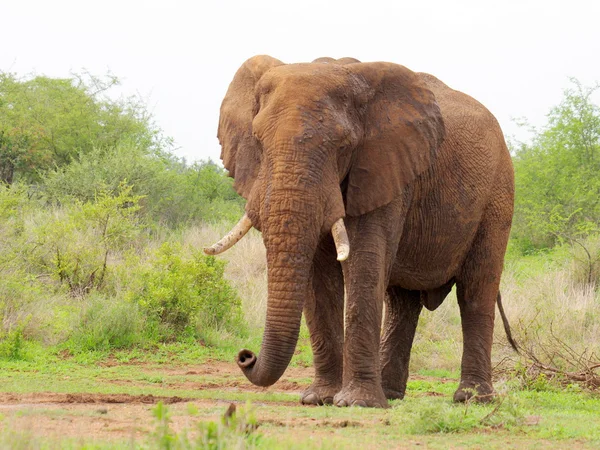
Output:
[499, 268, 600, 358]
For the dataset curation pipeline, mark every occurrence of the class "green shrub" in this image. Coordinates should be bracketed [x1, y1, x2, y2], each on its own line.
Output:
[0, 182, 28, 219]
[1, 180, 248, 352]
[0, 70, 250, 354]
[32, 182, 142, 296]
[0, 70, 164, 185]
[129, 242, 244, 342]
[0, 325, 26, 360]
[0, 183, 32, 271]
[43, 143, 244, 226]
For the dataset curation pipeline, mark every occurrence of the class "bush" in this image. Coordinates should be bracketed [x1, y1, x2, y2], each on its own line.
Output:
[129, 242, 244, 342]
[0, 70, 251, 355]
[31, 182, 142, 296]
[43, 143, 244, 226]
[0, 325, 26, 360]
[1, 179, 248, 352]
[0, 70, 164, 184]
[67, 293, 144, 352]
[0, 184, 48, 340]
[0, 183, 30, 268]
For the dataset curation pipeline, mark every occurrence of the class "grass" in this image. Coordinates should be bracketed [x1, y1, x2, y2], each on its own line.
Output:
[0, 351, 599, 449]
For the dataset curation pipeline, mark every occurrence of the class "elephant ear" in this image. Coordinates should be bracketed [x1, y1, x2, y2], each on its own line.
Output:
[218, 55, 284, 199]
[345, 62, 445, 216]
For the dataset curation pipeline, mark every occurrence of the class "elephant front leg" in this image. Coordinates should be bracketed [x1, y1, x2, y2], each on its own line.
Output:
[334, 245, 388, 408]
[380, 287, 422, 400]
[334, 202, 406, 408]
[301, 236, 344, 405]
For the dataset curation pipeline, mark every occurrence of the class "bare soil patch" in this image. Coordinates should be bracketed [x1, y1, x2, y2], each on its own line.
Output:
[0, 361, 315, 442]
[0, 400, 225, 442]
[0, 392, 189, 405]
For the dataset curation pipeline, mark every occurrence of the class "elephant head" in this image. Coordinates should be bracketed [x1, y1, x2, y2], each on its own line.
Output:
[205, 55, 445, 387]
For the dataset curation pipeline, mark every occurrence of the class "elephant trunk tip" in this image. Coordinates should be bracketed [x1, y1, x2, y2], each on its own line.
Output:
[236, 349, 257, 369]
[236, 348, 285, 387]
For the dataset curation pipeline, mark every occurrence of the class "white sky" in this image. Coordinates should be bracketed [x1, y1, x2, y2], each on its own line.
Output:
[2, 0, 599, 163]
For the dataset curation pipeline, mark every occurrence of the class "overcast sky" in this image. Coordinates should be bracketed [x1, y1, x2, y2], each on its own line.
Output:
[2, 0, 599, 163]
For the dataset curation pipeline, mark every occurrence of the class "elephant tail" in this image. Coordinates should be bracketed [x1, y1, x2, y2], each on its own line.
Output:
[497, 292, 519, 353]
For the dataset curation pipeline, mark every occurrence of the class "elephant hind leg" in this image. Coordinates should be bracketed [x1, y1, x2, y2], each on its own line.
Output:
[380, 287, 422, 400]
[454, 207, 511, 403]
[454, 279, 497, 403]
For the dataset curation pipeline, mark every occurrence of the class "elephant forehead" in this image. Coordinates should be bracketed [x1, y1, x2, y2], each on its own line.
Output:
[259, 63, 354, 96]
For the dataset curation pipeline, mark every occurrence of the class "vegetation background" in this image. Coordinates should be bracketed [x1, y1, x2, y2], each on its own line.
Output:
[0, 70, 599, 447]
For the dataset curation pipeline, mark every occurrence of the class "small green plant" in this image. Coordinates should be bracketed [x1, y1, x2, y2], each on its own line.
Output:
[527, 373, 557, 392]
[0, 321, 27, 361]
[151, 401, 176, 449]
[148, 401, 261, 450]
[0, 325, 26, 360]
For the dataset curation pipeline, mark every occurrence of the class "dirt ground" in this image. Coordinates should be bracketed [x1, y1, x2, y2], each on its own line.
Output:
[0, 361, 315, 443]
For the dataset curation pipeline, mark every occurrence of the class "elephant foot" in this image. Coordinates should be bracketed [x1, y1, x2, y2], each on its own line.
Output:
[333, 382, 389, 408]
[301, 382, 340, 406]
[453, 380, 495, 403]
[383, 385, 406, 400]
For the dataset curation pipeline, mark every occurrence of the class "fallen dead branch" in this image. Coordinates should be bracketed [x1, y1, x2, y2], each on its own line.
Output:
[494, 322, 600, 392]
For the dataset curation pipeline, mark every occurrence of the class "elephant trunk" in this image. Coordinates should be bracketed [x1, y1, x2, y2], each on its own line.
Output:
[236, 187, 320, 386]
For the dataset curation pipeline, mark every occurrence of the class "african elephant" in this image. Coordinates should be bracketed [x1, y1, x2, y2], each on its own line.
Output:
[205, 55, 515, 408]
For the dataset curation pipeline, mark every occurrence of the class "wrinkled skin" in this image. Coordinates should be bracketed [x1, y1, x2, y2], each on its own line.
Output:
[216, 55, 514, 408]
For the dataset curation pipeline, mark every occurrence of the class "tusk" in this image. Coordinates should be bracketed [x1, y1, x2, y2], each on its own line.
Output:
[204, 214, 253, 255]
[331, 218, 350, 261]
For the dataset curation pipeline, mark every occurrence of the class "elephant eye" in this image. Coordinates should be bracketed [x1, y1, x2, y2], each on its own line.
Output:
[251, 120, 266, 143]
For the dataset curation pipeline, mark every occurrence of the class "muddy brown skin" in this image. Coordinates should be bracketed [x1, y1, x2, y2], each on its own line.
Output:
[218, 55, 514, 407]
